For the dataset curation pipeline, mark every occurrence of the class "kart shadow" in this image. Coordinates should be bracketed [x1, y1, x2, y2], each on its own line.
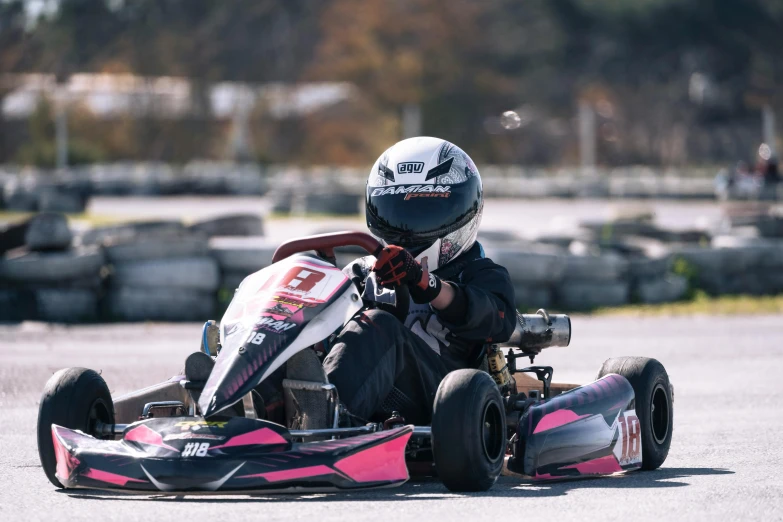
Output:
[60, 467, 733, 502]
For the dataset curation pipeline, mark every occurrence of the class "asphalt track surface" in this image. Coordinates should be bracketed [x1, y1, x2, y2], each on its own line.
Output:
[2, 315, 782, 521]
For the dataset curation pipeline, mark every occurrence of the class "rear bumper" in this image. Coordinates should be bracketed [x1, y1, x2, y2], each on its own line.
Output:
[509, 374, 643, 479]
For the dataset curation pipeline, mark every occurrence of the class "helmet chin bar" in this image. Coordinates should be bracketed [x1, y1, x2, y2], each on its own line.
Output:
[369, 232, 438, 267]
[414, 240, 442, 271]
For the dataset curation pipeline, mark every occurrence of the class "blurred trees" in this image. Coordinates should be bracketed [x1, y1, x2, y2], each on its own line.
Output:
[0, 0, 781, 166]
[15, 97, 106, 166]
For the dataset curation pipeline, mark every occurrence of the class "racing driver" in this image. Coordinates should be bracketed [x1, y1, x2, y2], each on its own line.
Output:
[323, 136, 516, 426]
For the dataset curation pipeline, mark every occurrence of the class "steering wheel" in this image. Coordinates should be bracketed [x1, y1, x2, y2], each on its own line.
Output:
[272, 231, 383, 264]
[273, 231, 409, 323]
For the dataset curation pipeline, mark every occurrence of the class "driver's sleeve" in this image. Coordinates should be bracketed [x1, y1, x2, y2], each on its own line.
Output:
[434, 258, 517, 346]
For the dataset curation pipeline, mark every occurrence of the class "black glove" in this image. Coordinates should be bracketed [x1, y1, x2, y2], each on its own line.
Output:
[372, 245, 442, 304]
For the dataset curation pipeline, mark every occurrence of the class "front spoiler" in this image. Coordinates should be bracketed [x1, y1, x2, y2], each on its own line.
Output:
[52, 418, 412, 493]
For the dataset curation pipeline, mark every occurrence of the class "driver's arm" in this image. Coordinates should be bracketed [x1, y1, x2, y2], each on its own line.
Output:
[433, 259, 516, 344]
[430, 281, 456, 310]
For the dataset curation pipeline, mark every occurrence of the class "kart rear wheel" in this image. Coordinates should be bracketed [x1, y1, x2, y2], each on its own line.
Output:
[431, 369, 506, 492]
[597, 357, 673, 470]
[37, 368, 114, 487]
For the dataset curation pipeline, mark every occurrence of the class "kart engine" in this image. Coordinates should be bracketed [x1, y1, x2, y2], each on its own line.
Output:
[488, 309, 571, 392]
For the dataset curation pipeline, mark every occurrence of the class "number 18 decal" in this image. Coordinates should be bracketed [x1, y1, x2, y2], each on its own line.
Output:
[618, 412, 641, 464]
[182, 442, 210, 457]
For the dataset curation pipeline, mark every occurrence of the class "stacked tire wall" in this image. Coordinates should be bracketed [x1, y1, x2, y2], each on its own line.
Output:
[2, 210, 783, 323]
[0, 213, 103, 322]
[482, 210, 783, 311]
[6, 163, 779, 209]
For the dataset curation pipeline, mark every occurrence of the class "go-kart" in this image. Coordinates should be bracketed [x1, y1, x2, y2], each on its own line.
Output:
[37, 232, 673, 493]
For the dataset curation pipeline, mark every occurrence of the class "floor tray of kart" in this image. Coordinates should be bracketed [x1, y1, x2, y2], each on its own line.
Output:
[37, 232, 673, 494]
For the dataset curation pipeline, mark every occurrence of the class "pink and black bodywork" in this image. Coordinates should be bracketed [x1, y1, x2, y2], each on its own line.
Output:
[508, 374, 643, 479]
[37, 232, 672, 494]
[52, 418, 411, 492]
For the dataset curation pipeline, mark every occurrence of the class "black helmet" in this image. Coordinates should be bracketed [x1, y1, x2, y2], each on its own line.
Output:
[366, 137, 483, 270]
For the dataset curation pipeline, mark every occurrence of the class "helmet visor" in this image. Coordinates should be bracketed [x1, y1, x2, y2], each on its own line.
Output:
[366, 177, 482, 249]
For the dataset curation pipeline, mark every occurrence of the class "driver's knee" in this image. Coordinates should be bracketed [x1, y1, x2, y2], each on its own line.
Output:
[355, 308, 402, 330]
[344, 309, 409, 341]
[328, 309, 404, 365]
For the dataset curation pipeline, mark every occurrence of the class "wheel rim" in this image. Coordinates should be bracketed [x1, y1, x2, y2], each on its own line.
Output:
[650, 384, 669, 444]
[87, 398, 112, 439]
[480, 400, 504, 462]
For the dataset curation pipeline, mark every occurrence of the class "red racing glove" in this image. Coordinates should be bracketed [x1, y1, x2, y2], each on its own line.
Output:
[372, 245, 442, 304]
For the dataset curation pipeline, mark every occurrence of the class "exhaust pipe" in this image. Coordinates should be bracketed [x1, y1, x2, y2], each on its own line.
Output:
[503, 309, 571, 352]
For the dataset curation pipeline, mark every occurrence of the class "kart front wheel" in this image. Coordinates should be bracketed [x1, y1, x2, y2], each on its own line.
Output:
[37, 368, 114, 487]
[597, 357, 673, 470]
[431, 369, 506, 492]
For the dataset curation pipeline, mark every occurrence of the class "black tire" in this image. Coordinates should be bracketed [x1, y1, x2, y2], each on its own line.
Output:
[110, 257, 220, 291]
[104, 286, 216, 321]
[188, 214, 264, 238]
[25, 212, 73, 252]
[0, 247, 104, 283]
[37, 368, 114, 487]
[597, 357, 672, 470]
[431, 369, 506, 492]
[103, 235, 208, 264]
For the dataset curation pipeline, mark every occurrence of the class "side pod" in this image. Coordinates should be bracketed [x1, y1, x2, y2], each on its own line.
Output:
[508, 374, 643, 479]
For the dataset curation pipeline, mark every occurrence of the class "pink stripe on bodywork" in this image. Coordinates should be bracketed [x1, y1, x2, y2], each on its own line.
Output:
[562, 454, 623, 475]
[237, 464, 334, 482]
[333, 432, 411, 483]
[82, 468, 147, 486]
[210, 428, 288, 450]
[52, 428, 80, 484]
[533, 410, 590, 434]
[124, 424, 178, 452]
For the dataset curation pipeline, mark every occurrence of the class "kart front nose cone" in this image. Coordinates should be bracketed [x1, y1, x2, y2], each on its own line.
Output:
[199, 386, 239, 418]
[198, 346, 261, 417]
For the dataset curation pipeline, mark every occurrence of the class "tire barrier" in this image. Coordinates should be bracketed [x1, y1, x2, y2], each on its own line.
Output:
[100, 227, 222, 321]
[555, 280, 631, 309]
[635, 275, 689, 304]
[487, 246, 567, 285]
[103, 235, 209, 264]
[562, 253, 628, 282]
[269, 188, 362, 216]
[188, 214, 264, 237]
[37, 189, 87, 214]
[0, 212, 72, 254]
[0, 162, 273, 214]
[0, 211, 104, 322]
[79, 220, 186, 246]
[104, 287, 216, 322]
[208, 236, 277, 274]
[24, 213, 74, 252]
[0, 247, 104, 283]
[3, 210, 783, 323]
[35, 288, 99, 323]
[110, 257, 220, 291]
[5, 164, 777, 208]
[2, 178, 88, 213]
[512, 285, 553, 309]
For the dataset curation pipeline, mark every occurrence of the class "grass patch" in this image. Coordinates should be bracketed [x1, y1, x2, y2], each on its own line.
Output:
[591, 292, 783, 317]
[0, 210, 128, 227]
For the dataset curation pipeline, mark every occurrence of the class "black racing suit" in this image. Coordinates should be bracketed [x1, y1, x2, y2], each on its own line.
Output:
[323, 242, 516, 425]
